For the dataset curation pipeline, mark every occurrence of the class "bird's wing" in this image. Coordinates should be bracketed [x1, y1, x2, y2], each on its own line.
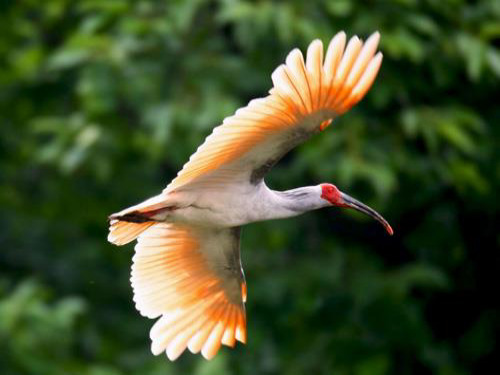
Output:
[132, 222, 247, 360]
[164, 31, 382, 193]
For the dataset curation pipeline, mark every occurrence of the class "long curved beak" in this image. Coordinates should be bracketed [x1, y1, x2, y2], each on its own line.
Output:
[341, 193, 393, 235]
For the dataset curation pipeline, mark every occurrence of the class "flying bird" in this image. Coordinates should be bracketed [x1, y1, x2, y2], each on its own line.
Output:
[108, 31, 392, 361]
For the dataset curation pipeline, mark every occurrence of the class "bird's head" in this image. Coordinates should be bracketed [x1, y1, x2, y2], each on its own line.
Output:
[320, 183, 393, 235]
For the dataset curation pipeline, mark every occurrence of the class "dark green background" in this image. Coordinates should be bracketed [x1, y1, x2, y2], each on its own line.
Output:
[1, 1, 498, 374]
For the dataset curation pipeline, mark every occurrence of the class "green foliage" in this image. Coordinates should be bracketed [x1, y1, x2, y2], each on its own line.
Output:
[1, 0, 498, 374]
[0, 280, 87, 374]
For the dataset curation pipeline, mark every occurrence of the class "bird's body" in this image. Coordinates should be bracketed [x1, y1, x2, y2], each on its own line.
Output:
[108, 31, 392, 361]
[140, 182, 326, 227]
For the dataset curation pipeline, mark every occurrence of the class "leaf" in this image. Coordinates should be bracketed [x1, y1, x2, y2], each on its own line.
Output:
[456, 33, 486, 81]
[385, 263, 450, 297]
[361, 296, 429, 348]
[486, 46, 500, 77]
[47, 48, 90, 70]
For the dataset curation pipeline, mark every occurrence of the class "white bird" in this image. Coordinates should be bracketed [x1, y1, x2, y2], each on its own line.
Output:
[108, 31, 392, 361]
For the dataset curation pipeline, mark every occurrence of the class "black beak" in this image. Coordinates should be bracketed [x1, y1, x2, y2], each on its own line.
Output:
[340, 193, 393, 235]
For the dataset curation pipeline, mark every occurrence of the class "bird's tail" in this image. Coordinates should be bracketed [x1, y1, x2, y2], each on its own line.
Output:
[107, 194, 172, 246]
[108, 220, 155, 246]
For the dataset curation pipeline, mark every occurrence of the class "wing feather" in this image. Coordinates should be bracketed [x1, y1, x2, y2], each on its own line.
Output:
[164, 31, 382, 193]
[306, 39, 324, 110]
[132, 223, 246, 360]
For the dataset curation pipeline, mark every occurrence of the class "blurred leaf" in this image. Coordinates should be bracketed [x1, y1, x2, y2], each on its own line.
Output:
[456, 33, 486, 81]
[361, 297, 429, 348]
[355, 355, 390, 375]
[0, 280, 87, 374]
[194, 353, 230, 375]
[385, 263, 450, 297]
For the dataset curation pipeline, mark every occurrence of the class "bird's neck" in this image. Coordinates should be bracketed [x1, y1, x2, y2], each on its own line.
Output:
[263, 185, 329, 220]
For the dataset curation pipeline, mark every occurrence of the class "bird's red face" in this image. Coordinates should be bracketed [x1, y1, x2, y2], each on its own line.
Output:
[320, 183, 393, 235]
[320, 184, 343, 206]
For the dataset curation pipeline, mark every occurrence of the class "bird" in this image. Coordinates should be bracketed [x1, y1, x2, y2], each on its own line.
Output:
[108, 30, 393, 361]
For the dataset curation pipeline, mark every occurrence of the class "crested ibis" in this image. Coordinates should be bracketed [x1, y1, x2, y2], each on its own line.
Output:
[108, 31, 393, 361]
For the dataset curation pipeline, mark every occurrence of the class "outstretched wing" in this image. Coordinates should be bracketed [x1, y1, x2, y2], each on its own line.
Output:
[164, 31, 382, 193]
[132, 223, 247, 360]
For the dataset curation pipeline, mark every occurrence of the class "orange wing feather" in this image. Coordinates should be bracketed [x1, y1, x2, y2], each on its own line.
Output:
[164, 31, 382, 193]
[131, 223, 246, 360]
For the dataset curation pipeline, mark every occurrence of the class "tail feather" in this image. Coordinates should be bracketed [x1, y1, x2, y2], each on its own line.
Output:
[108, 220, 156, 246]
[108, 194, 172, 246]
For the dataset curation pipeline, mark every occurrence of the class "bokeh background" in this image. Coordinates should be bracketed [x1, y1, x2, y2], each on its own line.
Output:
[1, 1, 499, 374]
